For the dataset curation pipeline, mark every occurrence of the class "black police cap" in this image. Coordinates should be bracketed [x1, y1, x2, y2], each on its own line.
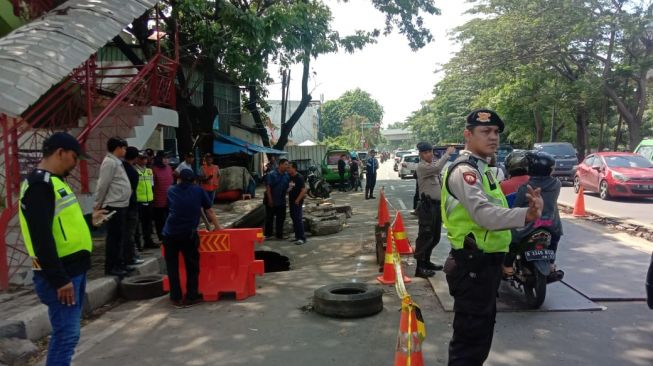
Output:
[416, 142, 433, 152]
[466, 109, 505, 133]
[42, 132, 88, 159]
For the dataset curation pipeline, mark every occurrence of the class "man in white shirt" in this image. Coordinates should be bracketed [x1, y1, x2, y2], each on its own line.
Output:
[94, 137, 132, 276]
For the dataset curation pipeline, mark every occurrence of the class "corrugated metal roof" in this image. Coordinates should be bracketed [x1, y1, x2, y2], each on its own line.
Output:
[0, 0, 157, 117]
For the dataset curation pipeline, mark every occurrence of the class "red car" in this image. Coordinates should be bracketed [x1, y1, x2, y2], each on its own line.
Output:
[574, 152, 653, 200]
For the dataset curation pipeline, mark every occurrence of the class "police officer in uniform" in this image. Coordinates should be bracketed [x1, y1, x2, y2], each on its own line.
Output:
[413, 142, 454, 278]
[135, 152, 156, 249]
[19, 132, 107, 365]
[441, 109, 543, 365]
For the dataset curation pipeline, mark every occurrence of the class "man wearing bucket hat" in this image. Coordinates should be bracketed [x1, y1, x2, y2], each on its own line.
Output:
[441, 109, 543, 365]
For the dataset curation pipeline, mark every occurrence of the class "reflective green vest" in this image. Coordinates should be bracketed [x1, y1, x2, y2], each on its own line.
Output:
[441, 155, 512, 253]
[136, 167, 153, 203]
[19, 175, 92, 259]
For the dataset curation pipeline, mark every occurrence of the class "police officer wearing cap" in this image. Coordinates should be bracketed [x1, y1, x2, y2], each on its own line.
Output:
[441, 109, 543, 365]
[413, 141, 455, 278]
[19, 132, 108, 365]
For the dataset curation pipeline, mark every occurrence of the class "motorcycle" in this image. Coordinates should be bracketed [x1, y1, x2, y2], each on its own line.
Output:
[503, 227, 562, 309]
[306, 166, 331, 199]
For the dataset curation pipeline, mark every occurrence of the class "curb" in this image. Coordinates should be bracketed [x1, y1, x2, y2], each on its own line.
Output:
[558, 201, 653, 232]
[1, 256, 164, 342]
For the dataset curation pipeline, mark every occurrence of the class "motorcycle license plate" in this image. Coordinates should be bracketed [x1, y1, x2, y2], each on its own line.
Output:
[524, 249, 555, 261]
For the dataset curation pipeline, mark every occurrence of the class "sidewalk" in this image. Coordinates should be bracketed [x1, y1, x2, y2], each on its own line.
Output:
[70, 189, 453, 366]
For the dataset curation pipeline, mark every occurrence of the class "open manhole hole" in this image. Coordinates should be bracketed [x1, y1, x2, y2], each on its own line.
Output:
[255, 250, 290, 272]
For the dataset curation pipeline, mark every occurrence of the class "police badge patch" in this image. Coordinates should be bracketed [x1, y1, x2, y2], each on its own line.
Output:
[463, 172, 477, 185]
[476, 112, 492, 123]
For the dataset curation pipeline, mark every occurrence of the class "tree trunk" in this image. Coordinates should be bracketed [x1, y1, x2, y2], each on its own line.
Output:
[575, 103, 589, 161]
[613, 114, 623, 151]
[245, 84, 272, 147]
[274, 54, 312, 150]
[533, 108, 543, 143]
[200, 59, 217, 154]
[176, 91, 193, 156]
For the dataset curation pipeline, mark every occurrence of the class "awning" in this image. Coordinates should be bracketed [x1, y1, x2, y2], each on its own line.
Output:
[213, 140, 253, 155]
[0, 0, 158, 117]
[213, 132, 286, 155]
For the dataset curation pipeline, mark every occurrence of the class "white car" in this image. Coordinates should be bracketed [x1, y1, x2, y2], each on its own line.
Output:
[399, 154, 420, 179]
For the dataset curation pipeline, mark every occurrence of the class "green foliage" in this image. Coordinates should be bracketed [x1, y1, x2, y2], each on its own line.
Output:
[407, 0, 653, 153]
[320, 88, 384, 138]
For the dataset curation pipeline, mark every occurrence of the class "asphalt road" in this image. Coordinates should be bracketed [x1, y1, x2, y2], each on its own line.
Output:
[56, 159, 653, 366]
[558, 186, 653, 228]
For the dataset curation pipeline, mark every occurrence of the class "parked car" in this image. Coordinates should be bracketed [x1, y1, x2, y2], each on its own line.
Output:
[398, 154, 420, 179]
[394, 150, 414, 171]
[574, 152, 653, 200]
[533, 142, 578, 184]
[634, 138, 653, 162]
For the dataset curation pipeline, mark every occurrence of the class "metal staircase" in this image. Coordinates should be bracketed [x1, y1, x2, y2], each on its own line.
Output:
[0, 0, 179, 289]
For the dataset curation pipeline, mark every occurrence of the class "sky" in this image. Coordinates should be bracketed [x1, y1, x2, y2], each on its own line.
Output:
[267, 0, 473, 128]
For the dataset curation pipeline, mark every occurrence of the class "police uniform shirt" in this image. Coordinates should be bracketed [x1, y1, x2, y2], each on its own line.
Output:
[416, 152, 451, 200]
[447, 150, 527, 231]
[21, 169, 91, 288]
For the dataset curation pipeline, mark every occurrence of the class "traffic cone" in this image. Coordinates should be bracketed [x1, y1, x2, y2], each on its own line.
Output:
[378, 189, 391, 227]
[377, 226, 411, 285]
[393, 212, 414, 255]
[394, 297, 425, 366]
[573, 185, 587, 217]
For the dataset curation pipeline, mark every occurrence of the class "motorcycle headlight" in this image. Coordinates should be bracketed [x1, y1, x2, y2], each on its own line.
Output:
[612, 172, 629, 182]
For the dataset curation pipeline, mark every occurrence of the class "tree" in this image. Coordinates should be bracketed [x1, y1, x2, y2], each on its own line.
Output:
[320, 88, 384, 138]
[163, 0, 441, 152]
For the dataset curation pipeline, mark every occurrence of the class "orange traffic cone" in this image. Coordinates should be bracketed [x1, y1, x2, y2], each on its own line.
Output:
[394, 297, 425, 366]
[573, 185, 587, 217]
[377, 226, 411, 285]
[393, 212, 414, 255]
[378, 189, 391, 226]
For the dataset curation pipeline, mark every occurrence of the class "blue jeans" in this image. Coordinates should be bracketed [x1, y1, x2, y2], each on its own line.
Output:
[33, 272, 87, 366]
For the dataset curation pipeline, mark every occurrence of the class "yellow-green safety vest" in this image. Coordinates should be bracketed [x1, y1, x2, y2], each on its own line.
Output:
[441, 156, 512, 253]
[19, 175, 92, 259]
[136, 166, 154, 203]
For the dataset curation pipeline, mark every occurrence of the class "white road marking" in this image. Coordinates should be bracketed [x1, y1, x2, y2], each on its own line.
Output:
[397, 198, 406, 210]
[390, 186, 395, 191]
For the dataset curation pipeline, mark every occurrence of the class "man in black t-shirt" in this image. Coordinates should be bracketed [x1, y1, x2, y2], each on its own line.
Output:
[287, 162, 307, 245]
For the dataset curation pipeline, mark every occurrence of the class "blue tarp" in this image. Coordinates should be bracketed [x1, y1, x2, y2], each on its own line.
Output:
[213, 140, 253, 155]
[213, 132, 286, 155]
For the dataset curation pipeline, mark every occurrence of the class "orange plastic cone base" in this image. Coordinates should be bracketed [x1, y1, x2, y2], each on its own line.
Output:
[393, 212, 414, 255]
[377, 227, 412, 284]
[573, 185, 587, 217]
[394, 303, 424, 366]
[378, 190, 391, 226]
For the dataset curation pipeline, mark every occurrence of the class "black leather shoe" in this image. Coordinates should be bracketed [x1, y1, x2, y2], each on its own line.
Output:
[426, 261, 444, 271]
[369, 196, 376, 199]
[415, 267, 436, 278]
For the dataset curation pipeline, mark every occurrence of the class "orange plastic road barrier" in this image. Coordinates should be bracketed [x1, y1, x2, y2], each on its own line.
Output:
[573, 185, 587, 217]
[394, 297, 425, 366]
[163, 228, 265, 301]
[393, 212, 414, 255]
[377, 226, 411, 285]
[378, 189, 391, 227]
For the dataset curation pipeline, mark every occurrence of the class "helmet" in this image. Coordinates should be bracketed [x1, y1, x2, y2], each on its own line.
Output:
[505, 151, 529, 176]
[527, 151, 555, 176]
